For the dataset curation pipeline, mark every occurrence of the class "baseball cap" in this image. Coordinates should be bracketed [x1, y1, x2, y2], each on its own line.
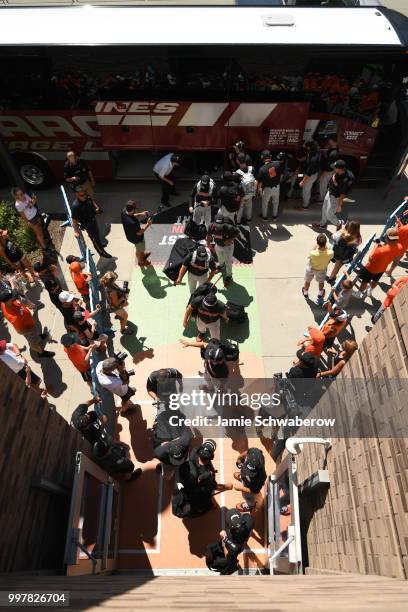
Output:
[60, 332, 80, 347]
[334, 310, 348, 322]
[66, 255, 80, 264]
[0, 340, 7, 353]
[245, 448, 263, 471]
[102, 357, 118, 373]
[386, 228, 399, 241]
[202, 293, 217, 308]
[93, 439, 110, 459]
[261, 149, 271, 161]
[229, 511, 244, 529]
[196, 245, 209, 259]
[58, 291, 76, 304]
[0, 290, 13, 303]
[168, 440, 185, 464]
[200, 174, 210, 190]
[334, 159, 346, 169]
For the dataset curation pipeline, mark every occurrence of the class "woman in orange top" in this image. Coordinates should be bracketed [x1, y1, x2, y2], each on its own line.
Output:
[0, 289, 54, 357]
[321, 309, 348, 354]
[67, 257, 91, 301]
[386, 215, 408, 276]
[357, 228, 405, 296]
[295, 326, 325, 362]
[60, 332, 95, 386]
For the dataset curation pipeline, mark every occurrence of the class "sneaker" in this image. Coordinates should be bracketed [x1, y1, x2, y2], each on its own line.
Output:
[37, 350, 55, 359]
[301, 287, 309, 299]
[272, 215, 278, 221]
[316, 293, 325, 305]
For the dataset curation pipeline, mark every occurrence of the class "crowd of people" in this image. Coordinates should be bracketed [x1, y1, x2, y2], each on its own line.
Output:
[0, 142, 407, 574]
[0, 62, 388, 126]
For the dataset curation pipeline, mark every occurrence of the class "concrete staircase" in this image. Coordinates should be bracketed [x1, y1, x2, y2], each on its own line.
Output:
[2, 574, 408, 611]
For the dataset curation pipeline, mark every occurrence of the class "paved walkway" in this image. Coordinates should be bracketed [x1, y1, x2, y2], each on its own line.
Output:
[1, 177, 407, 570]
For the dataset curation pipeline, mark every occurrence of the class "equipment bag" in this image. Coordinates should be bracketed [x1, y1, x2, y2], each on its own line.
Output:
[201, 339, 239, 362]
[205, 541, 239, 575]
[184, 216, 207, 241]
[163, 237, 197, 281]
[225, 301, 248, 324]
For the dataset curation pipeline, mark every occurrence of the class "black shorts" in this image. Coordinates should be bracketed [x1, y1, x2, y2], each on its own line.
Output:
[358, 266, 383, 284]
[17, 367, 40, 386]
[28, 212, 42, 226]
[323, 336, 335, 350]
[80, 370, 92, 383]
[122, 386, 136, 402]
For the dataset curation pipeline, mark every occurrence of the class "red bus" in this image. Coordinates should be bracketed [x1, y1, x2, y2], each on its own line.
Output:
[0, 3, 407, 188]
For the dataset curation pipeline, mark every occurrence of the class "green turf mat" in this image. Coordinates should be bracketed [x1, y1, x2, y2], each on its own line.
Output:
[122, 265, 262, 356]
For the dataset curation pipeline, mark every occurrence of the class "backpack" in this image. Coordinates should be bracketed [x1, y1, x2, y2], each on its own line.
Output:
[225, 301, 248, 324]
[184, 217, 207, 241]
[201, 339, 239, 362]
[190, 246, 212, 272]
[187, 281, 217, 306]
[235, 167, 256, 196]
[206, 541, 239, 575]
[151, 409, 189, 448]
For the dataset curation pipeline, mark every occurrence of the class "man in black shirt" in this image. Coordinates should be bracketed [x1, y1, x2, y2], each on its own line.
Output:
[315, 160, 354, 228]
[146, 367, 183, 404]
[234, 447, 267, 511]
[299, 140, 321, 209]
[71, 396, 108, 445]
[257, 149, 282, 220]
[120, 200, 152, 266]
[203, 343, 229, 392]
[218, 172, 244, 224]
[64, 151, 96, 201]
[93, 438, 142, 482]
[71, 188, 112, 258]
[220, 508, 255, 562]
[175, 244, 217, 293]
[207, 215, 240, 286]
[319, 136, 339, 201]
[153, 411, 193, 479]
[184, 292, 228, 341]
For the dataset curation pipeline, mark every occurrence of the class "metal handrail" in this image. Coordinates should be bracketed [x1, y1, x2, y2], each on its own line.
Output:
[59, 184, 103, 416]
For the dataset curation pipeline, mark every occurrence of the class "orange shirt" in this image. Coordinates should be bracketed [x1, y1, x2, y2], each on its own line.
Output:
[70, 262, 89, 296]
[64, 344, 90, 372]
[384, 277, 408, 309]
[321, 317, 347, 339]
[1, 299, 35, 333]
[397, 224, 408, 250]
[304, 327, 325, 358]
[365, 242, 405, 274]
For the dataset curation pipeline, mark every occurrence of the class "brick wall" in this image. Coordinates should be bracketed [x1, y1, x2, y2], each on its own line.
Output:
[296, 285, 408, 579]
[0, 362, 90, 572]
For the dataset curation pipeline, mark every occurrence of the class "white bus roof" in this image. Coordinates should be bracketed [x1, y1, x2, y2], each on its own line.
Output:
[0, 6, 404, 47]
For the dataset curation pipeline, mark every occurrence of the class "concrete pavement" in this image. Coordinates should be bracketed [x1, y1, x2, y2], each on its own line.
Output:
[1, 176, 407, 421]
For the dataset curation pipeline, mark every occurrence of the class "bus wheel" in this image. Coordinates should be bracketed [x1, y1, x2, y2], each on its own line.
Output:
[13, 153, 55, 189]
